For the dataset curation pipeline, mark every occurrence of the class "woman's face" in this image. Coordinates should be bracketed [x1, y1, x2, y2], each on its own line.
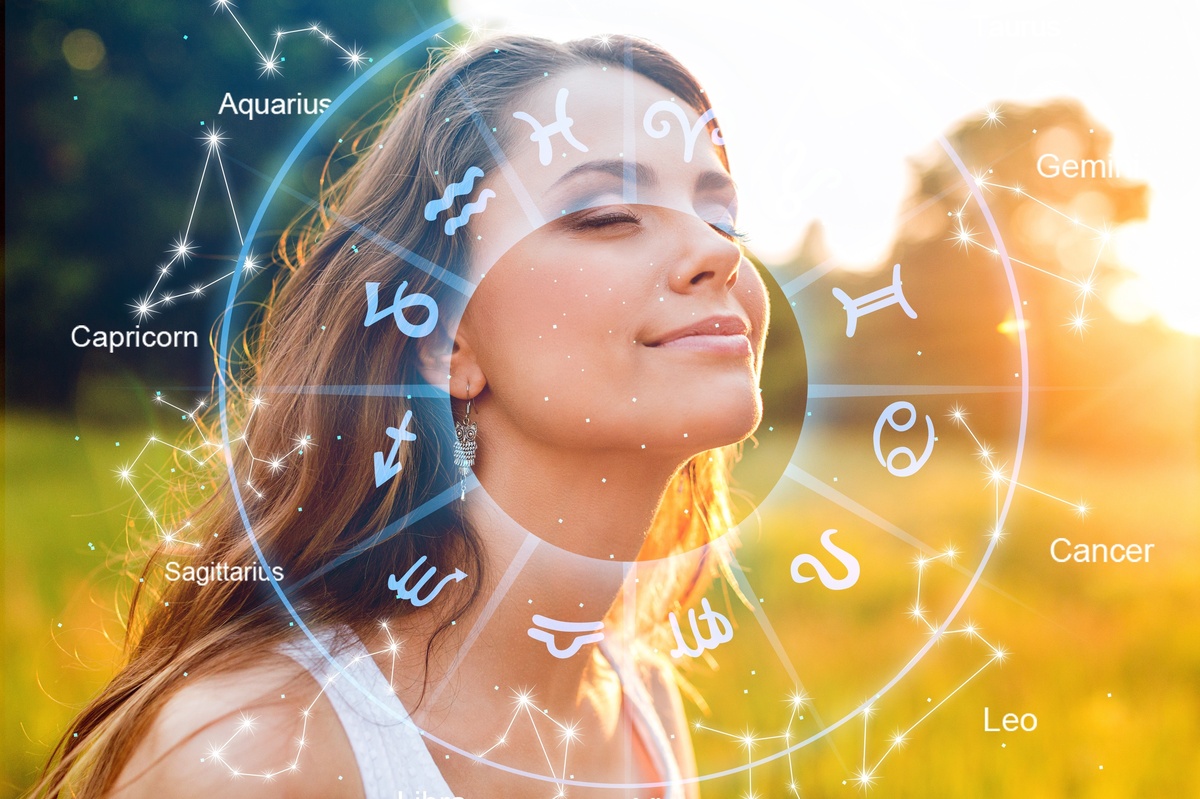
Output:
[456, 66, 769, 458]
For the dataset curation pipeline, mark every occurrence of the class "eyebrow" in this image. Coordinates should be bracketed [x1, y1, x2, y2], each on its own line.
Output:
[550, 159, 655, 190]
[548, 158, 736, 196]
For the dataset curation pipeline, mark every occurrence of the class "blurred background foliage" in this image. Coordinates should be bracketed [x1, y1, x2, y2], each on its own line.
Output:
[5, 0, 1200, 796]
[5, 0, 452, 407]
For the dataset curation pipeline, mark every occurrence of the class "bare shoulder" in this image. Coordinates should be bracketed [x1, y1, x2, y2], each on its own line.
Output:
[107, 652, 362, 799]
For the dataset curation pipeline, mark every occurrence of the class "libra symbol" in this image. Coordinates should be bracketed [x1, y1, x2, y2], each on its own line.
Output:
[832, 263, 917, 338]
[527, 615, 605, 659]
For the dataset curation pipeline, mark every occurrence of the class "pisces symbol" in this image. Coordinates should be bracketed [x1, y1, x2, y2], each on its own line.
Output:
[791, 529, 860, 590]
[512, 87, 589, 166]
[423, 166, 496, 236]
[527, 615, 605, 659]
[669, 597, 733, 659]
[387, 556, 468, 607]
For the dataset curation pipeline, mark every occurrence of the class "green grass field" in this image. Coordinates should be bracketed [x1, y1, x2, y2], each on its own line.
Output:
[5, 410, 1199, 797]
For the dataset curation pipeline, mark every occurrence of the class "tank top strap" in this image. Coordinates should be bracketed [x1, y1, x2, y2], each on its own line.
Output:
[598, 639, 687, 799]
[278, 628, 460, 799]
[281, 628, 685, 798]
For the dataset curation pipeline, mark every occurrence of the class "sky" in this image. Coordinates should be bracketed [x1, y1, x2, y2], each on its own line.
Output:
[450, 0, 1199, 334]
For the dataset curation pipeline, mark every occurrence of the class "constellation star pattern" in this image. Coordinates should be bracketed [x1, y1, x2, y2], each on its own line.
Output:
[116, 392, 313, 547]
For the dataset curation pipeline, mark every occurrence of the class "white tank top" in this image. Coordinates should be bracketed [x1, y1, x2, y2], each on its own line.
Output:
[279, 628, 685, 799]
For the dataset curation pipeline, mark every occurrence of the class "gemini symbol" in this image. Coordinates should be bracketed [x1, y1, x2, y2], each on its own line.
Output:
[831, 263, 917, 338]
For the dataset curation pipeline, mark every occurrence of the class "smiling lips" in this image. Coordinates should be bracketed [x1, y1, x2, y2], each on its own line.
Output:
[646, 314, 753, 355]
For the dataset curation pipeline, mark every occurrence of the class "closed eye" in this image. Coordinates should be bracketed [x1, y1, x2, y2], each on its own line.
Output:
[710, 221, 750, 242]
[565, 208, 643, 232]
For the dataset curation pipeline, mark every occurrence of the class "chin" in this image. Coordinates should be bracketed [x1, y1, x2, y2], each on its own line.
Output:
[679, 391, 763, 451]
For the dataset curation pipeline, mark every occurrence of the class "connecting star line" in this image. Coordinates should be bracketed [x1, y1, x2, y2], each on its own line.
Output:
[212, 0, 368, 76]
[133, 4, 369, 321]
[947, 156, 1112, 336]
[112, 97, 1099, 793]
[131, 128, 259, 322]
[693, 691, 811, 798]
[197, 615, 581, 796]
[476, 688, 582, 798]
[115, 392, 311, 546]
[947, 405, 1090, 525]
[693, 401, 1087, 793]
[200, 621, 403, 781]
[694, 548, 1007, 795]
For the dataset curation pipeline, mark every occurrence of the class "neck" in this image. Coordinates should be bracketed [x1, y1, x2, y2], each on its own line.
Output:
[472, 409, 692, 561]
[373, 425, 696, 754]
[392, 471, 682, 730]
[428, 490, 644, 704]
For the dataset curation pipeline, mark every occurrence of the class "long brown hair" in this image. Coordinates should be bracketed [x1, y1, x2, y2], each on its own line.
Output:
[34, 33, 741, 797]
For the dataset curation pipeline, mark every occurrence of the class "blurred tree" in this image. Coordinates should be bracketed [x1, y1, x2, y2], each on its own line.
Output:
[770, 100, 1152, 435]
[5, 0, 454, 408]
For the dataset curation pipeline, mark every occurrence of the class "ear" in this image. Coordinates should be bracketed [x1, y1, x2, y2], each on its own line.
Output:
[416, 317, 486, 401]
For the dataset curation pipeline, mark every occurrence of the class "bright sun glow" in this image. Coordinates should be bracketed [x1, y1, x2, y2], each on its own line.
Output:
[451, 0, 1198, 336]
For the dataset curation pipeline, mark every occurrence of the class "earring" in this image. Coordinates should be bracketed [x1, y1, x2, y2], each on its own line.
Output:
[453, 391, 478, 501]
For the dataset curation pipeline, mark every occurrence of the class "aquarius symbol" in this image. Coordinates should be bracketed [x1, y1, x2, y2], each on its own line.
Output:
[387, 555, 468, 607]
[643, 102, 726, 163]
[373, 410, 417, 487]
[668, 597, 733, 659]
[424, 166, 484, 219]
[423, 166, 496, 236]
[442, 189, 495, 236]
[527, 614, 605, 659]
[790, 529, 860, 590]
[831, 263, 917, 337]
[873, 401, 935, 477]
[364, 281, 438, 338]
[512, 87, 589, 166]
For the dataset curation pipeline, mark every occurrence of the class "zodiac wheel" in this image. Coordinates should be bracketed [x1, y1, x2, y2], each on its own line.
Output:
[212, 20, 1029, 796]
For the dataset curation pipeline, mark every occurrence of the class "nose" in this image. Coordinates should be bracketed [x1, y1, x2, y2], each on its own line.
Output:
[666, 216, 743, 295]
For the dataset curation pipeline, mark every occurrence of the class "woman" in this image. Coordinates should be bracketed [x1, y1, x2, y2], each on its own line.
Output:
[35, 33, 769, 798]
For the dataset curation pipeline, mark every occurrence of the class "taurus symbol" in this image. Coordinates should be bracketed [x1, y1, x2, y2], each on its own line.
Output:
[791, 529, 860, 590]
[387, 556, 468, 607]
[526, 615, 605, 659]
[669, 597, 733, 659]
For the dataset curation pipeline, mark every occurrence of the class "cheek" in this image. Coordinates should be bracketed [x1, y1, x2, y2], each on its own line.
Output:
[471, 264, 627, 395]
[740, 265, 770, 345]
